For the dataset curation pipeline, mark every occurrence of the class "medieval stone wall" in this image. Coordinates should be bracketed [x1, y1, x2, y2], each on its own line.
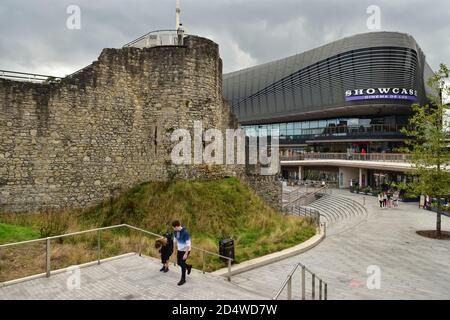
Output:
[0, 36, 281, 213]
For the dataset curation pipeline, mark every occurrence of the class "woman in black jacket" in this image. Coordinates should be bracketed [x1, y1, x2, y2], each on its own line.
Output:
[155, 232, 174, 273]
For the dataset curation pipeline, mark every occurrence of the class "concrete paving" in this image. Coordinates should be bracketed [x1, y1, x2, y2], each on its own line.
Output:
[1, 190, 449, 300]
[0, 254, 264, 300]
[232, 190, 450, 300]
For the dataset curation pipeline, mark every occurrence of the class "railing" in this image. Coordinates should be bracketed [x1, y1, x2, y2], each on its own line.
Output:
[284, 185, 330, 207]
[273, 261, 328, 300]
[301, 123, 408, 138]
[283, 185, 331, 226]
[286, 205, 321, 225]
[0, 70, 62, 83]
[0, 224, 234, 286]
[281, 152, 412, 163]
[123, 30, 188, 48]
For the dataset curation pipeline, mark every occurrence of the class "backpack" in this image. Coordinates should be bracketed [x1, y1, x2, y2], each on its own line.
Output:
[163, 232, 174, 253]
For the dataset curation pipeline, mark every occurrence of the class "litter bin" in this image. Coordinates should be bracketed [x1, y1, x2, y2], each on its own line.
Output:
[219, 239, 235, 263]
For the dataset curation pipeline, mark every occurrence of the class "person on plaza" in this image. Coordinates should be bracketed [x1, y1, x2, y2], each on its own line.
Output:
[387, 191, 392, 208]
[382, 192, 388, 208]
[378, 192, 384, 208]
[393, 190, 400, 208]
[172, 220, 192, 286]
[154, 231, 174, 273]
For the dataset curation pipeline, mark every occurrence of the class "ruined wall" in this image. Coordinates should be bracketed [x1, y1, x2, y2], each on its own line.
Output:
[0, 36, 254, 212]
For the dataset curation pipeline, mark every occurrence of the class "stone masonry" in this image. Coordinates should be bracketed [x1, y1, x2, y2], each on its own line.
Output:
[0, 36, 281, 213]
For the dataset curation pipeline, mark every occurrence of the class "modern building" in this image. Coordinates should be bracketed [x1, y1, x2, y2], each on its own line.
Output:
[223, 31, 435, 189]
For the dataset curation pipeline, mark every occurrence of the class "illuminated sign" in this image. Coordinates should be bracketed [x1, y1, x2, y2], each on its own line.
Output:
[345, 88, 418, 102]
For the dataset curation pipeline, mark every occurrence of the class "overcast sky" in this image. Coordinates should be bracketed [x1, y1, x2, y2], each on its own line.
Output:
[0, 0, 449, 77]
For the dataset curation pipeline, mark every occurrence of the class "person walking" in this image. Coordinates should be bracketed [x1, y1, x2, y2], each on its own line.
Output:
[393, 190, 400, 208]
[172, 220, 192, 286]
[378, 192, 384, 208]
[387, 191, 392, 208]
[154, 231, 174, 273]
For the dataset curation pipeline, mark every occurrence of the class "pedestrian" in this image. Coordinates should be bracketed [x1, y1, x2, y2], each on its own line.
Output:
[383, 192, 387, 208]
[378, 192, 384, 208]
[172, 220, 192, 286]
[393, 190, 400, 208]
[387, 191, 392, 208]
[155, 231, 174, 273]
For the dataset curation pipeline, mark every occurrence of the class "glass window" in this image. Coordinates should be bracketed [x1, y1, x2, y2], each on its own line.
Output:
[310, 120, 318, 128]
[327, 119, 337, 126]
[286, 123, 294, 130]
[318, 120, 327, 128]
[294, 122, 302, 129]
[279, 123, 287, 136]
[301, 122, 309, 129]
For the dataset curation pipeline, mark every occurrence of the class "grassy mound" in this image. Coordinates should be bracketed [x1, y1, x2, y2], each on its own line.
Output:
[0, 177, 315, 277]
[84, 177, 316, 263]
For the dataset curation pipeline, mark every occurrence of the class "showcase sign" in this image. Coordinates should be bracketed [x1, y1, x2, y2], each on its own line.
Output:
[345, 88, 418, 102]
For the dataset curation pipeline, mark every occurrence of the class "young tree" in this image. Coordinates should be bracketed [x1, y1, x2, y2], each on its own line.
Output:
[401, 63, 450, 235]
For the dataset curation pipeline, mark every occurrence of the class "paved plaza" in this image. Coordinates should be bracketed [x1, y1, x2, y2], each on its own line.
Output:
[1, 190, 449, 300]
[232, 190, 450, 300]
[0, 254, 263, 300]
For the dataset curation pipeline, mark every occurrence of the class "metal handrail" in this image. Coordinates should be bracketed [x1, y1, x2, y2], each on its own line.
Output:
[123, 29, 189, 48]
[0, 69, 62, 83]
[281, 152, 412, 162]
[0, 224, 234, 284]
[283, 185, 329, 208]
[273, 260, 328, 300]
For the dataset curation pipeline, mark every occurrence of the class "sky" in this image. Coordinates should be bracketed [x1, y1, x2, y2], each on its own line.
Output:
[0, 0, 449, 77]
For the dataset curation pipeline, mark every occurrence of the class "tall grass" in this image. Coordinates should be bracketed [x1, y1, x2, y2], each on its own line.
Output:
[0, 177, 315, 277]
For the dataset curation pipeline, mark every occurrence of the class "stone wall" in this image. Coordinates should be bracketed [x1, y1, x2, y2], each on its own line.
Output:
[0, 36, 256, 212]
[243, 165, 282, 212]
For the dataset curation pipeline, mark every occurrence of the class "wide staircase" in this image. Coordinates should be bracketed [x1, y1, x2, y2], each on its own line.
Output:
[284, 187, 368, 236]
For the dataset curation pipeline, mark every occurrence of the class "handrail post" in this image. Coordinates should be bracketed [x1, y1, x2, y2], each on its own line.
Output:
[324, 283, 328, 300]
[301, 266, 306, 300]
[312, 274, 315, 300]
[202, 251, 206, 275]
[319, 279, 323, 300]
[97, 230, 101, 264]
[138, 234, 143, 257]
[227, 259, 232, 282]
[46, 238, 51, 278]
[287, 276, 292, 300]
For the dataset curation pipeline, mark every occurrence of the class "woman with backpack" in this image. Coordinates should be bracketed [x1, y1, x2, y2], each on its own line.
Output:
[155, 232, 174, 273]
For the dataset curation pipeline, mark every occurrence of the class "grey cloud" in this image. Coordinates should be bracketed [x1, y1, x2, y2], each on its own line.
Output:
[0, 0, 448, 76]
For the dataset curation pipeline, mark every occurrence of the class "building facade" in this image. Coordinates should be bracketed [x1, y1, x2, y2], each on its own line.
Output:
[223, 31, 435, 189]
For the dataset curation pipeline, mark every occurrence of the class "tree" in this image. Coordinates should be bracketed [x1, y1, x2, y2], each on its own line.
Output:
[400, 63, 450, 235]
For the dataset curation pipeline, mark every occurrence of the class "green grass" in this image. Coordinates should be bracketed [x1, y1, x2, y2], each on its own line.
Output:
[0, 223, 40, 244]
[0, 177, 316, 272]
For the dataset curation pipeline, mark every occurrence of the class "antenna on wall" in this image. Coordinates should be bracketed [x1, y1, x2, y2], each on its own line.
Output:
[176, 0, 181, 30]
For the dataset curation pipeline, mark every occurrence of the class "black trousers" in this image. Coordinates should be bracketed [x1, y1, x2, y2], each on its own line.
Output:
[177, 250, 191, 279]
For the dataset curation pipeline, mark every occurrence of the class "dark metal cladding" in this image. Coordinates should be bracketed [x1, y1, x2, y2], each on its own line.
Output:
[223, 31, 434, 125]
